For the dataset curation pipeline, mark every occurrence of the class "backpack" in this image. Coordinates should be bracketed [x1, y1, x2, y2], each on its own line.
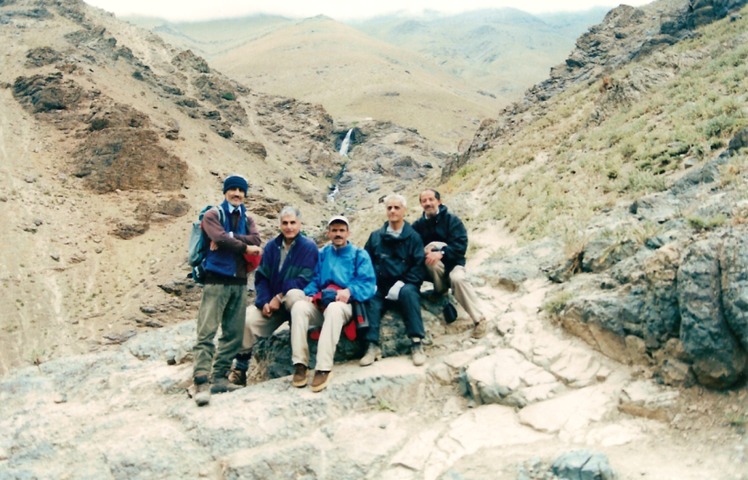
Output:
[187, 205, 225, 267]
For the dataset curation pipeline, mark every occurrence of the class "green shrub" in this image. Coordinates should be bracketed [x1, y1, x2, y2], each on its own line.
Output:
[687, 214, 727, 231]
[542, 291, 574, 316]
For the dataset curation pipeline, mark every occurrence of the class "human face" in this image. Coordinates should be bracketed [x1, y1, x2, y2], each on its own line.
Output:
[327, 222, 350, 248]
[279, 214, 301, 242]
[419, 190, 441, 218]
[385, 199, 405, 226]
[225, 187, 245, 207]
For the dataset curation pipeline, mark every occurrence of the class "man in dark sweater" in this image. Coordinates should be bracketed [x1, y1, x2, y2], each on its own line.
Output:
[228, 206, 318, 387]
[412, 189, 488, 339]
[361, 194, 427, 367]
[191, 175, 262, 407]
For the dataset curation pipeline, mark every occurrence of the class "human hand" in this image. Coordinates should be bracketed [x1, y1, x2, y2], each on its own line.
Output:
[425, 250, 443, 266]
[336, 288, 351, 304]
[268, 294, 282, 311]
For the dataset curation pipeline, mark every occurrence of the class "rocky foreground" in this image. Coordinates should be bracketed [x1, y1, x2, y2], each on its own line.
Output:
[2, 256, 746, 479]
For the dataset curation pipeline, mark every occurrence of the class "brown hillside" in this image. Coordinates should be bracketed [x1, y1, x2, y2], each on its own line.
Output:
[210, 16, 498, 151]
[1, 0, 443, 374]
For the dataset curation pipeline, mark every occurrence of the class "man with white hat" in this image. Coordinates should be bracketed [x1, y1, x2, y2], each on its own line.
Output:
[288, 215, 376, 392]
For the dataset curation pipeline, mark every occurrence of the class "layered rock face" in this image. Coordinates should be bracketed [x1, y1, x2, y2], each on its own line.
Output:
[550, 128, 748, 389]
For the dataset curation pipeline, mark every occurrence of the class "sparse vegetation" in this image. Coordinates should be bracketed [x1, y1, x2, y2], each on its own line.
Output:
[542, 291, 574, 316]
[453, 8, 748, 242]
[725, 411, 747, 432]
[376, 397, 397, 412]
[687, 214, 728, 232]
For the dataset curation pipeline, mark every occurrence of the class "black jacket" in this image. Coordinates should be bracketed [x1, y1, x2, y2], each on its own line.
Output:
[412, 204, 467, 274]
[364, 221, 425, 294]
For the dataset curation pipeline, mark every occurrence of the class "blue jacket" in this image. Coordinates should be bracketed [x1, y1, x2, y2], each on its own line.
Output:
[254, 233, 318, 308]
[303, 242, 376, 302]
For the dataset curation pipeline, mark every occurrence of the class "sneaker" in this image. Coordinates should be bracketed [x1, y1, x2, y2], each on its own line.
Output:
[311, 370, 332, 393]
[228, 368, 247, 387]
[292, 363, 308, 388]
[411, 341, 426, 366]
[359, 343, 382, 366]
[193, 375, 210, 407]
[472, 319, 488, 339]
[210, 377, 243, 394]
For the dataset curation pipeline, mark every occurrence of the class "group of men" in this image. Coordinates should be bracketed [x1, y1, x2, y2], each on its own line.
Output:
[191, 175, 488, 406]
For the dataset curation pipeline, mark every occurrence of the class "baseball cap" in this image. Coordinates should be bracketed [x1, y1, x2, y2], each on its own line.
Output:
[327, 215, 349, 227]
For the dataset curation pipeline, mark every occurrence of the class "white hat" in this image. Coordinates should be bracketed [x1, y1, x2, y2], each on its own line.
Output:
[327, 215, 349, 227]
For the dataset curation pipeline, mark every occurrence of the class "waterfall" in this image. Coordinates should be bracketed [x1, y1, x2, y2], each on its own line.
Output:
[327, 184, 339, 203]
[339, 128, 353, 156]
[329, 129, 354, 203]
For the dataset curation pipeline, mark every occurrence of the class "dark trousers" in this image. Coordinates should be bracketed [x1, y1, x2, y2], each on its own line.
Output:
[364, 283, 425, 344]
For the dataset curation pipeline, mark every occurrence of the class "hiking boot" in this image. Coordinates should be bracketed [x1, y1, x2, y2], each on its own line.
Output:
[228, 367, 247, 387]
[359, 343, 382, 367]
[311, 370, 332, 393]
[292, 363, 308, 388]
[410, 341, 426, 366]
[472, 319, 488, 339]
[193, 375, 210, 407]
[210, 377, 243, 394]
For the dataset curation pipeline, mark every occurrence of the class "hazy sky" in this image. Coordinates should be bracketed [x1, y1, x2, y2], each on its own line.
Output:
[83, 0, 653, 22]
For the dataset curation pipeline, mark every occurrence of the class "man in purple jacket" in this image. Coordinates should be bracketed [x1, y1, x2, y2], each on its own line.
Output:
[228, 206, 318, 387]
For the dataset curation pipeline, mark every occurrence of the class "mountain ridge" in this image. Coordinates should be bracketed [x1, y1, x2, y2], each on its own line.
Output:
[1, 0, 747, 477]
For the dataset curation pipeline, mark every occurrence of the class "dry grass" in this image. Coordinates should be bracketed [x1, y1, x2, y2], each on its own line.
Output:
[451, 6, 748, 243]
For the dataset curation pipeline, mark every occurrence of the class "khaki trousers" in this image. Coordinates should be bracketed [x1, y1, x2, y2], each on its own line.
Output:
[240, 289, 307, 352]
[290, 298, 352, 371]
[424, 241, 485, 323]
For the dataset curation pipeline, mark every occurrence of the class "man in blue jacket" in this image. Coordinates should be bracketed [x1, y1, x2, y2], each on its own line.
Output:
[413, 188, 488, 339]
[289, 215, 376, 392]
[360, 194, 427, 367]
[191, 175, 262, 407]
[228, 206, 318, 387]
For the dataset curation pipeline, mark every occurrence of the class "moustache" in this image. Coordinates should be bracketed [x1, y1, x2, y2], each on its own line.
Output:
[333, 236, 344, 240]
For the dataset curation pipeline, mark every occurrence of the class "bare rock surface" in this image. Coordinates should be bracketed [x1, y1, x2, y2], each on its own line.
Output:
[2, 244, 746, 479]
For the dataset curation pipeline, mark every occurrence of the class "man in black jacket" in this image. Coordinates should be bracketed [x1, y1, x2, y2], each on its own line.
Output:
[361, 194, 427, 366]
[412, 188, 488, 339]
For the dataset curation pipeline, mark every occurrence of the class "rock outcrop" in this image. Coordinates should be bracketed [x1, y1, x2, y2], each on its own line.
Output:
[548, 129, 748, 389]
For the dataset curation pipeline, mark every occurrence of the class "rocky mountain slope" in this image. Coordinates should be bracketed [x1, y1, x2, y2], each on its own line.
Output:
[442, 0, 748, 390]
[128, 8, 602, 152]
[1, 0, 747, 478]
[0, 0, 442, 375]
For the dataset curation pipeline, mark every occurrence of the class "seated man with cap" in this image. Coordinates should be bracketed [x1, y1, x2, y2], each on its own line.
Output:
[288, 215, 376, 392]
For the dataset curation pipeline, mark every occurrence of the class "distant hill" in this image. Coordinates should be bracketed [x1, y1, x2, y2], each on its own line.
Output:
[127, 8, 608, 149]
[350, 8, 608, 98]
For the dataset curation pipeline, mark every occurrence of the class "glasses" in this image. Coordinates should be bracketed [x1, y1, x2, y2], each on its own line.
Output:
[386, 206, 402, 211]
